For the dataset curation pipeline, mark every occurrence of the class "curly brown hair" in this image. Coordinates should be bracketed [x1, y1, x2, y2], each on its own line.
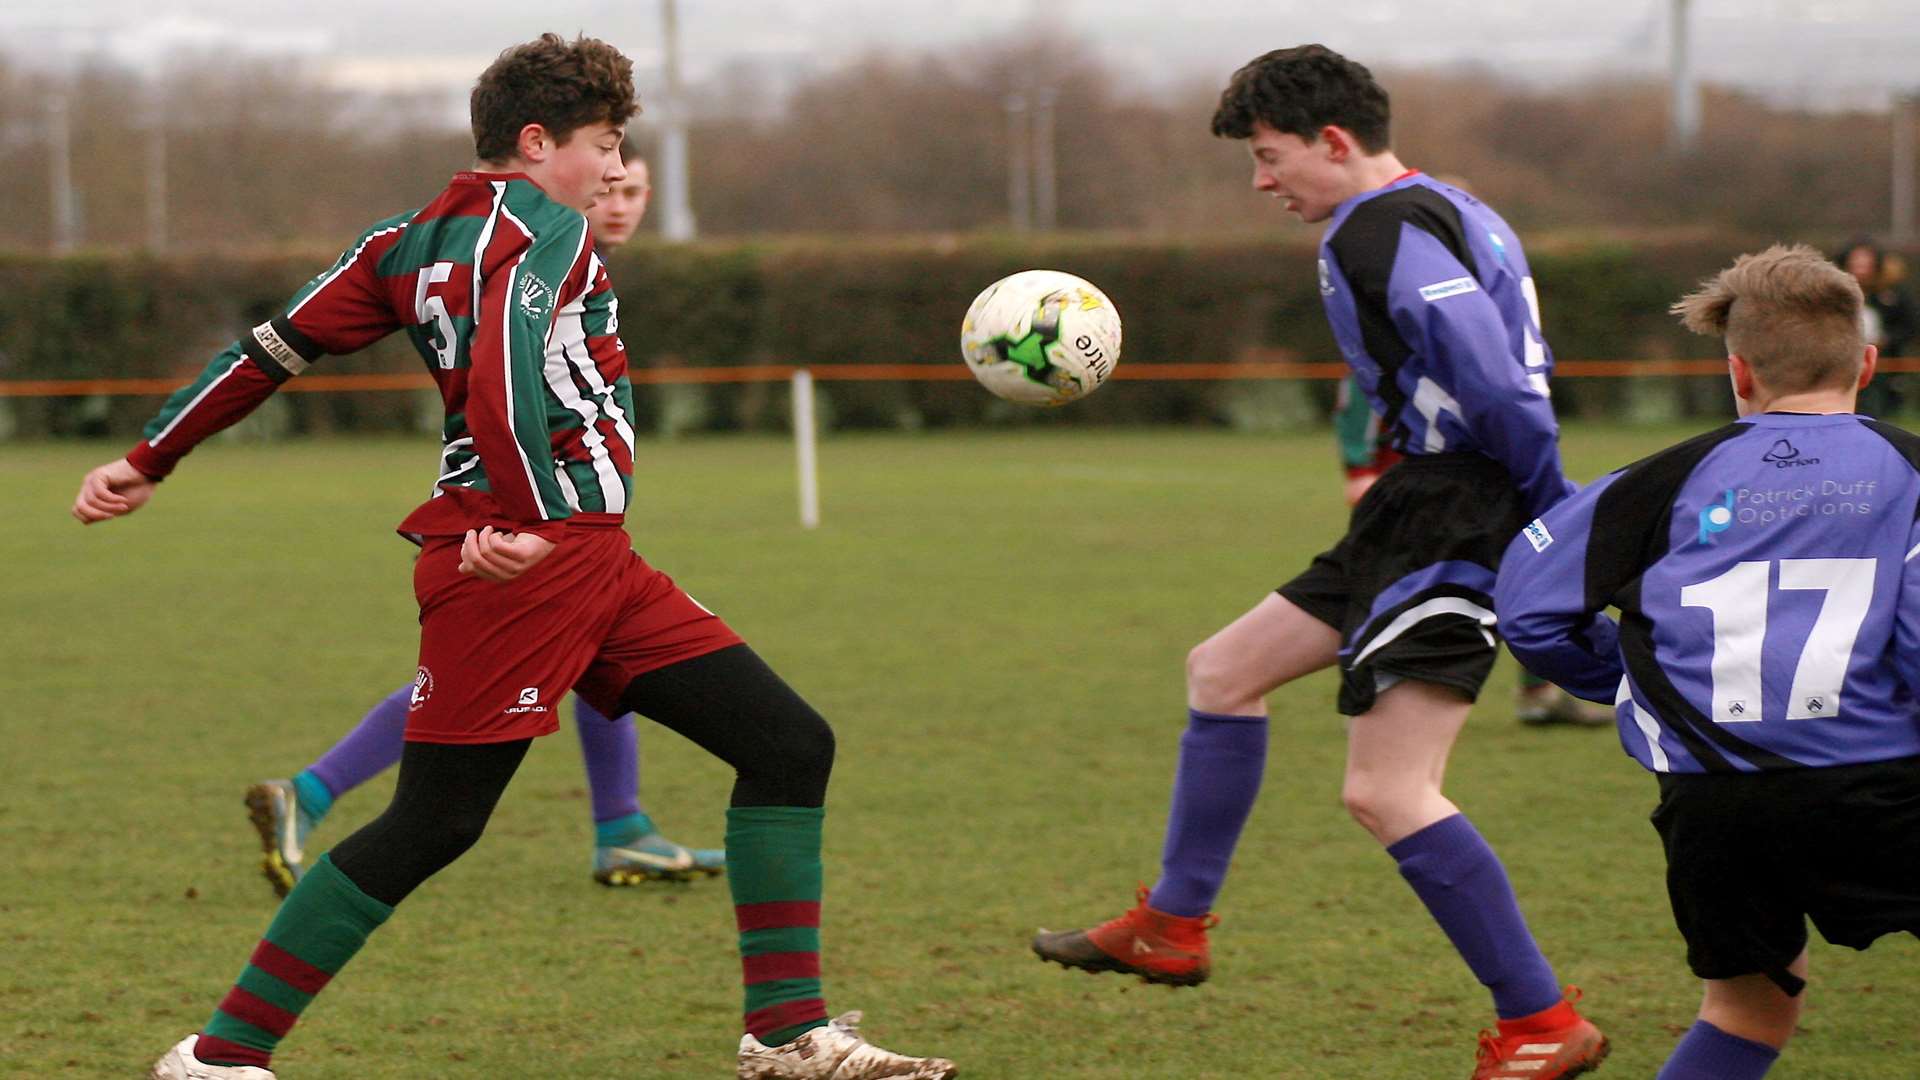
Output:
[471, 33, 639, 164]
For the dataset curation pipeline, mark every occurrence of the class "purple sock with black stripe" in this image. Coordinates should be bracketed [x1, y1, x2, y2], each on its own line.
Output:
[1389, 813, 1562, 1019]
[1656, 1020, 1779, 1079]
[1147, 709, 1268, 917]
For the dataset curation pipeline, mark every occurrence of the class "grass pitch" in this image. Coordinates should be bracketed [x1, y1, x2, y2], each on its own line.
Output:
[4, 425, 1917, 1078]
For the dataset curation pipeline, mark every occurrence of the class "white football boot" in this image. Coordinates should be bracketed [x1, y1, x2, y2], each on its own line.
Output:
[737, 1011, 956, 1079]
[150, 1035, 277, 1079]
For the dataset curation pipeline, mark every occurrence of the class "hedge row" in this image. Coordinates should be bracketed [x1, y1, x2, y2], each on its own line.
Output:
[0, 234, 1765, 439]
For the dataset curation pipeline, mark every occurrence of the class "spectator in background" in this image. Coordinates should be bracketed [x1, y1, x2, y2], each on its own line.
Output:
[1835, 237, 1917, 417]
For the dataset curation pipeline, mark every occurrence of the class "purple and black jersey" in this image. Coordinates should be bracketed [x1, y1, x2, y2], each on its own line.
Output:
[1496, 412, 1920, 774]
[1319, 173, 1573, 518]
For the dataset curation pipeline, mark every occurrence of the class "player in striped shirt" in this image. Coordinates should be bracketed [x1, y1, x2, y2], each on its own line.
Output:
[1031, 45, 1606, 1079]
[241, 146, 729, 899]
[73, 33, 952, 1080]
[1496, 245, 1920, 1080]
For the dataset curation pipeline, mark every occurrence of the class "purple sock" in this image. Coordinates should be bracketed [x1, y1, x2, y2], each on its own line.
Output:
[574, 698, 642, 824]
[1656, 1020, 1779, 1080]
[305, 685, 409, 799]
[1389, 813, 1562, 1019]
[1146, 710, 1268, 917]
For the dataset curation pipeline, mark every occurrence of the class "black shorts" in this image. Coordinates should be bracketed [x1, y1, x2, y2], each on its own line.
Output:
[1279, 452, 1532, 716]
[1652, 755, 1920, 990]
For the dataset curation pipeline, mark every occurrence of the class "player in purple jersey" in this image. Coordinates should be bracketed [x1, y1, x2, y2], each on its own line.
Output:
[1031, 45, 1607, 1080]
[1334, 372, 1608, 728]
[242, 146, 727, 898]
[1496, 245, 1920, 1080]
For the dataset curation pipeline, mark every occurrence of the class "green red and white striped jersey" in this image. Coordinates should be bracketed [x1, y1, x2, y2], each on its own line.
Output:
[126, 172, 636, 539]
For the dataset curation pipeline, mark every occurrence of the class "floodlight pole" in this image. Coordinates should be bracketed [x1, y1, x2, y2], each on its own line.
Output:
[658, 0, 698, 243]
[1006, 91, 1031, 233]
[1668, 0, 1700, 152]
[145, 86, 167, 252]
[1894, 91, 1917, 244]
[1033, 85, 1057, 232]
[47, 88, 76, 254]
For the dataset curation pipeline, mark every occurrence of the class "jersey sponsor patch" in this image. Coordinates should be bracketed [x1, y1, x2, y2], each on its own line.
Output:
[1696, 490, 1735, 545]
[1522, 517, 1554, 552]
[1418, 276, 1480, 302]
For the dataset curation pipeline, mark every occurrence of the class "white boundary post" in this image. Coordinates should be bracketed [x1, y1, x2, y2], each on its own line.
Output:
[792, 369, 820, 529]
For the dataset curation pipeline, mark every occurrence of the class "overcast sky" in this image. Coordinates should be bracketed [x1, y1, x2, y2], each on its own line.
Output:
[6, 1, 1919, 111]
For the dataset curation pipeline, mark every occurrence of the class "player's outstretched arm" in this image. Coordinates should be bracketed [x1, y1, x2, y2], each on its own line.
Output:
[457, 525, 557, 583]
[72, 458, 157, 524]
[1493, 476, 1624, 703]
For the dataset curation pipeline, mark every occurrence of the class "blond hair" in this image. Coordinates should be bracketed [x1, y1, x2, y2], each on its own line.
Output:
[1671, 244, 1866, 394]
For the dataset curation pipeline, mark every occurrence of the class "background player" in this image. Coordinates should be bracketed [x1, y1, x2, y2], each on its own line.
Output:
[243, 146, 727, 897]
[73, 33, 953, 1080]
[1496, 244, 1920, 1080]
[1031, 45, 1608, 1079]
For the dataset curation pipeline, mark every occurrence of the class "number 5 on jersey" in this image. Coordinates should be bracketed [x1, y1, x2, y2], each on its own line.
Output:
[1680, 558, 1876, 723]
[414, 260, 459, 369]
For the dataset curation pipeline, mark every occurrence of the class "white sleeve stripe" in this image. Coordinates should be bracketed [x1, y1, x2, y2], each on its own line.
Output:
[149, 357, 246, 448]
[1904, 539, 1920, 563]
[286, 223, 406, 321]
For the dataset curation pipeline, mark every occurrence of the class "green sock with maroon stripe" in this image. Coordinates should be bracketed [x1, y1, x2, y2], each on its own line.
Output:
[728, 805, 830, 1046]
[194, 854, 393, 1066]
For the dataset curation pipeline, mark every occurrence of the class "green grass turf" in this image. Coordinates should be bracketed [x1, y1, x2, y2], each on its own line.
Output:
[3, 425, 1916, 1078]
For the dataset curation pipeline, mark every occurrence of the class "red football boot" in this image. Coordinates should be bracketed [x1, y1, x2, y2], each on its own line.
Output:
[1472, 987, 1610, 1079]
[1031, 886, 1217, 987]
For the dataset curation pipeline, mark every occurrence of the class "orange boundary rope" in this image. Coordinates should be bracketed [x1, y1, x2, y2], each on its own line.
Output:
[5, 359, 1919, 398]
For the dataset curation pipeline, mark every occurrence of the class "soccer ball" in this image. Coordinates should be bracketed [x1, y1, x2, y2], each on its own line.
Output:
[960, 269, 1121, 406]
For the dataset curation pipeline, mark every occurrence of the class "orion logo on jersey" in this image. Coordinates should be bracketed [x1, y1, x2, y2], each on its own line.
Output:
[1697, 489, 1735, 544]
[1762, 438, 1819, 469]
[409, 666, 434, 710]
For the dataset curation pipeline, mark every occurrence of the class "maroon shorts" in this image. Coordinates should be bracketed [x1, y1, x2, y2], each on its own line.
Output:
[405, 521, 743, 744]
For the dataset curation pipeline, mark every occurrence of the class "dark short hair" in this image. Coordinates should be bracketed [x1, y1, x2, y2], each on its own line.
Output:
[1210, 44, 1390, 152]
[471, 33, 639, 163]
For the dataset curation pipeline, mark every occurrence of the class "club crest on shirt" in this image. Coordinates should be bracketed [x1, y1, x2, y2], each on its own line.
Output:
[518, 273, 555, 320]
[409, 666, 434, 710]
